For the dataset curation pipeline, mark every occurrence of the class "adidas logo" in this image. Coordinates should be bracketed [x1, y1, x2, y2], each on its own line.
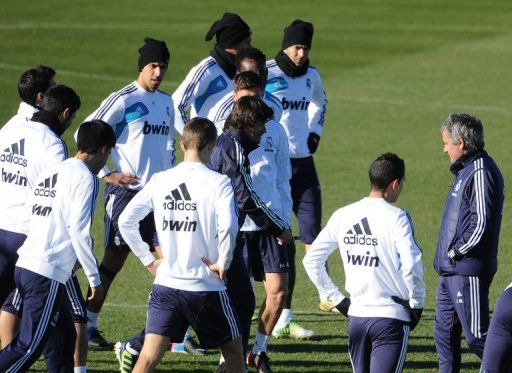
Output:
[34, 173, 58, 198]
[163, 183, 196, 211]
[1, 139, 28, 167]
[343, 217, 378, 246]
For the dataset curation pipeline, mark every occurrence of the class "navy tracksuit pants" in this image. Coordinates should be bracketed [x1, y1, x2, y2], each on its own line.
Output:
[480, 287, 512, 373]
[0, 267, 75, 373]
[434, 275, 492, 373]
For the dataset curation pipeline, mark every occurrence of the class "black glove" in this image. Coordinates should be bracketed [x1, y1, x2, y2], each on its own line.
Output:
[307, 132, 320, 155]
[391, 296, 423, 331]
[335, 297, 351, 318]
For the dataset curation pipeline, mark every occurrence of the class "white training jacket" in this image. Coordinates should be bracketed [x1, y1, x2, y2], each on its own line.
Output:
[0, 118, 67, 234]
[1, 102, 38, 133]
[82, 81, 176, 189]
[172, 57, 233, 135]
[118, 162, 238, 292]
[303, 197, 426, 322]
[210, 91, 283, 135]
[16, 158, 101, 287]
[266, 60, 327, 159]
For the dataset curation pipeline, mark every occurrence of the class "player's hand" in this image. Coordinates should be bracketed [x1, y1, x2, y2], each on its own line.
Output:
[277, 229, 293, 246]
[307, 132, 321, 155]
[146, 259, 162, 277]
[88, 284, 104, 303]
[201, 257, 226, 281]
[335, 297, 351, 317]
[104, 172, 138, 188]
[391, 296, 423, 331]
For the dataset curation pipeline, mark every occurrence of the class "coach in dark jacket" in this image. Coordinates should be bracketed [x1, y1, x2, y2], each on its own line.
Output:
[433, 113, 504, 373]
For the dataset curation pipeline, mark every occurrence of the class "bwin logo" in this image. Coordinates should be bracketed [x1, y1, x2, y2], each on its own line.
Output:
[162, 216, 197, 232]
[35, 173, 58, 198]
[346, 250, 380, 267]
[143, 121, 170, 136]
[163, 183, 197, 211]
[1, 139, 28, 167]
[343, 217, 378, 246]
[281, 97, 310, 111]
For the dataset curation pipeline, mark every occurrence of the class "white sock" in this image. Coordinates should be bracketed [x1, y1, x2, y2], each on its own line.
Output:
[252, 332, 271, 355]
[86, 311, 98, 330]
[250, 276, 255, 288]
[276, 308, 293, 327]
[219, 354, 225, 364]
[74, 367, 86, 373]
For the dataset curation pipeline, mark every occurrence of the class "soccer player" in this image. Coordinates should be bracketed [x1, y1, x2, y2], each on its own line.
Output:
[434, 114, 504, 373]
[208, 96, 293, 371]
[0, 119, 115, 372]
[117, 118, 243, 373]
[1, 65, 56, 133]
[82, 37, 178, 348]
[0, 84, 80, 337]
[266, 19, 327, 337]
[480, 283, 512, 372]
[303, 153, 426, 373]
[172, 12, 252, 134]
[211, 70, 291, 372]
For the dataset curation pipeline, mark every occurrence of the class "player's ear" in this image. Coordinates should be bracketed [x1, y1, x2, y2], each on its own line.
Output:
[179, 139, 186, 152]
[35, 92, 45, 106]
[61, 107, 71, 120]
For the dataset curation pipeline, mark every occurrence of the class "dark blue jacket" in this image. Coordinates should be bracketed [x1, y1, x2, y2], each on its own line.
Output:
[207, 129, 286, 237]
[434, 150, 504, 276]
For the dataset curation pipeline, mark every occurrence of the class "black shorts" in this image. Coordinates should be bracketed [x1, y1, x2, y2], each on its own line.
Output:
[104, 184, 159, 252]
[145, 285, 240, 349]
[243, 231, 289, 282]
[290, 156, 322, 244]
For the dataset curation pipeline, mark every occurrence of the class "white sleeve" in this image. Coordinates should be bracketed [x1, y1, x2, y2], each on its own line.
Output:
[303, 212, 347, 304]
[275, 123, 292, 227]
[77, 92, 126, 177]
[395, 210, 426, 309]
[308, 69, 327, 137]
[69, 175, 101, 287]
[172, 62, 212, 135]
[118, 179, 156, 266]
[214, 177, 238, 270]
[44, 137, 67, 168]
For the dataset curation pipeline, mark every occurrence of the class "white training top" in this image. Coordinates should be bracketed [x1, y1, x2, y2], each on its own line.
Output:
[172, 57, 233, 135]
[118, 162, 238, 292]
[210, 91, 283, 135]
[83, 81, 176, 189]
[266, 60, 327, 158]
[16, 158, 101, 287]
[0, 102, 38, 133]
[0, 118, 67, 234]
[303, 197, 426, 322]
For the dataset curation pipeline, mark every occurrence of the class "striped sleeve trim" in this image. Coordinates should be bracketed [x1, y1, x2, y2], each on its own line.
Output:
[89, 174, 100, 226]
[60, 139, 68, 160]
[458, 159, 486, 254]
[213, 96, 234, 124]
[233, 140, 285, 231]
[95, 84, 137, 120]
[177, 59, 216, 124]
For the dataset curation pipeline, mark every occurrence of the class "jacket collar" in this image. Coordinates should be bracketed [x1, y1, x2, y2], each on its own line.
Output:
[31, 110, 63, 137]
[450, 149, 487, 175]
[224, 128, 259, 154]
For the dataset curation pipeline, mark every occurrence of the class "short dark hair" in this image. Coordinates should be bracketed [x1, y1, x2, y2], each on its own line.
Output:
[369, 153, 405, 191]
[233, 71, 261, 92]
[182, 117, 217, 151]
[18, 65, 56, 106]
[441, 113, 484, 152]
[224, 96, 273, 131]
[77, 120, 116, 154]
[236, 47, 266, 71]
[41, 85, 81, 115]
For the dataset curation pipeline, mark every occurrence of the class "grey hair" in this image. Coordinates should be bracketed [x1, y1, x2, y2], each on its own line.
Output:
[441, 113, 484, 152]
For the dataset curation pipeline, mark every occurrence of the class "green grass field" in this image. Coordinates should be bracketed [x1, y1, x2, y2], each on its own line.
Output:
[1, 0, 512, 371]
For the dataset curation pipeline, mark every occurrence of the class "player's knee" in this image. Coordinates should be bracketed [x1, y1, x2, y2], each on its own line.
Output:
[220, 337, 243, 360]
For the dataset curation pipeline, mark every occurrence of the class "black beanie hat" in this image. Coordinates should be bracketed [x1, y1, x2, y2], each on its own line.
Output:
[138, 37, 170, 71]
[281, 20, 314, 50]
[205, 12, 252, 48]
